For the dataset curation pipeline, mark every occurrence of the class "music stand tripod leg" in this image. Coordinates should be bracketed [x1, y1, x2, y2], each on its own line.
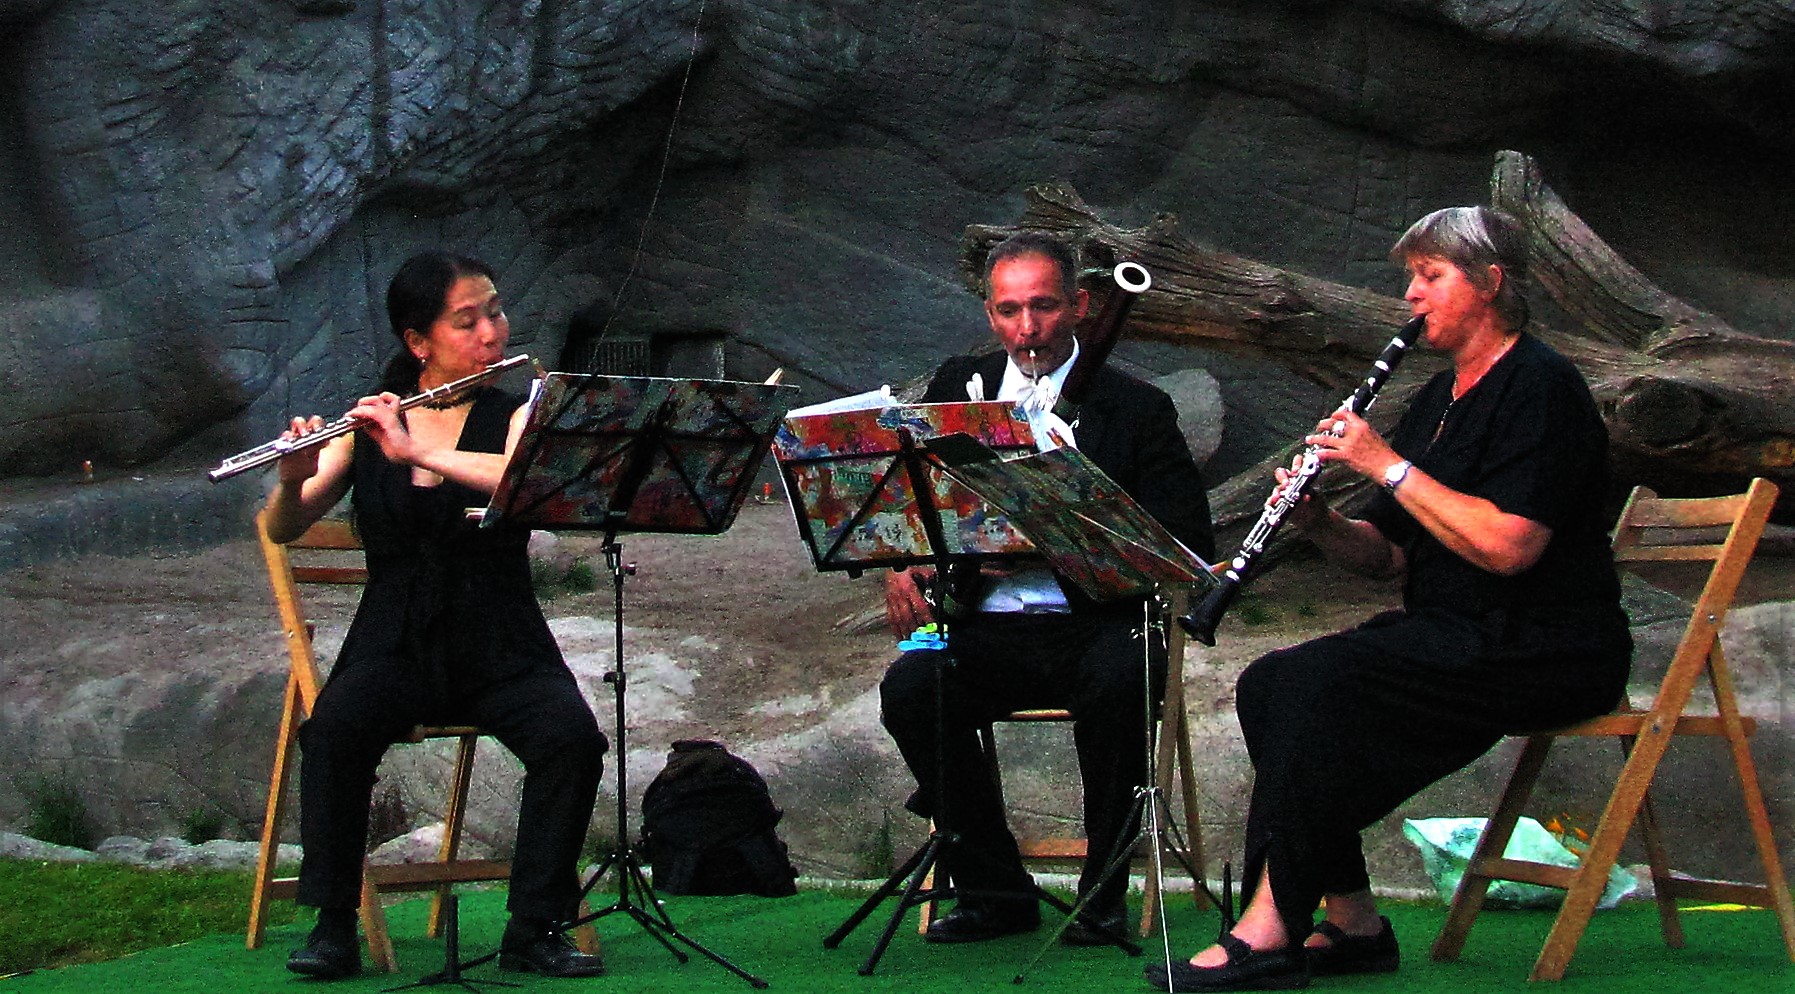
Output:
[1015, 595, 1197, 982]
[824, 640, 963, 975]
[381, 894, 519, 993]
[556, 534, 768, 989]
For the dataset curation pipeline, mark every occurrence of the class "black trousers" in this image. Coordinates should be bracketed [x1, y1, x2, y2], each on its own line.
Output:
[1234, 622, 1625, 941]
[296, 662, 607, 922]
[879, 608, 1165, 913]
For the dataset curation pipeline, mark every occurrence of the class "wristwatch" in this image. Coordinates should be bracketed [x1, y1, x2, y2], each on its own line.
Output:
[1381, 459, 1413, 493]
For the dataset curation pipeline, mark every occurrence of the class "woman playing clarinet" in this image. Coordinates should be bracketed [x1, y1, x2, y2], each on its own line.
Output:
[1149, 207, 1631, 992]
[266, 251, 606, 981]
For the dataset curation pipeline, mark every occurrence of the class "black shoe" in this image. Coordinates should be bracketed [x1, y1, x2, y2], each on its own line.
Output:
[499, 927, 605, 978]
[924, 900, 1041, 944]
[1305, 916, 1399, 975]
[1061, 907, 1129, 947]
[286, 929, 362, 980]
[1142, 934, 1308, 991]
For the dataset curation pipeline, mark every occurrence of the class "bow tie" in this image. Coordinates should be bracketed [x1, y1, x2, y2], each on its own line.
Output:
[1015, 376, 1060, 416]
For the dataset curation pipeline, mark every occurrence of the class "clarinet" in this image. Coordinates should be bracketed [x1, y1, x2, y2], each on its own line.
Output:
[1179, 315, 1427, 646]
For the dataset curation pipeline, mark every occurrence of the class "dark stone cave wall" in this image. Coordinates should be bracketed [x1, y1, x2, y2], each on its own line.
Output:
[0, 0, 1789, 537]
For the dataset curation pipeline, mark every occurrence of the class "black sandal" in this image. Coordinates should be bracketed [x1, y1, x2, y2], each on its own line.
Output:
[1143, 934, 1309, 992]
[1305, 916, 1399, 976]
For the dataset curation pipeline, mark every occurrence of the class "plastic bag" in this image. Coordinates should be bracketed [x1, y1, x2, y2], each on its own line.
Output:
[1401, 817, 1638, 909]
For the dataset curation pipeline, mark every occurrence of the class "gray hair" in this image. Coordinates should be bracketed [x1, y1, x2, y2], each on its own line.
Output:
[983, 231, 1079, 301]
[1391, 206, 1530, 330]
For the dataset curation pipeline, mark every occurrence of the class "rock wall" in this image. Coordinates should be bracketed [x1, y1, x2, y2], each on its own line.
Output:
[0, 1, 1791, 507]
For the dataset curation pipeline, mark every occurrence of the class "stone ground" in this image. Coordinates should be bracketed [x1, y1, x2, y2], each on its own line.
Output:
[1, 489, 1791, 891]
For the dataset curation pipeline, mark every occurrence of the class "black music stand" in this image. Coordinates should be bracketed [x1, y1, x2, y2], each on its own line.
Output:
[382, 894, 518, 994]
[776, 405, 1190, 973]
[925, 434, 1216, 982]
[482, 372, 796, 990]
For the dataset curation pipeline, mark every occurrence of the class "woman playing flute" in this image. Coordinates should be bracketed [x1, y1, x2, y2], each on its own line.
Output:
[267, 251, 606, 981]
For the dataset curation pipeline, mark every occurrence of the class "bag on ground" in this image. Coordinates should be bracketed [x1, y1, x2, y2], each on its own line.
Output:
[639, 739, 798, 897]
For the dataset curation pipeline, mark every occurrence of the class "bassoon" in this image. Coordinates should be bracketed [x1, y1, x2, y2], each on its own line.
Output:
[1053, 260, 1152, 416]
[1178, 315, 1427, 645]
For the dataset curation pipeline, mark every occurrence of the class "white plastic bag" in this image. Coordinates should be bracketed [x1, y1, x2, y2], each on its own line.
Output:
[1401, 817, 1638, 909]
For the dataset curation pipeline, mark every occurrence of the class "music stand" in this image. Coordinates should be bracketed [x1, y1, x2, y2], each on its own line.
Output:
[382, 894, 518, 994]
[925, 435, 1215, 981]
[775, 400, 1038, 576]
[482, 372, 796, 990]
[777, 403, 1186, 973]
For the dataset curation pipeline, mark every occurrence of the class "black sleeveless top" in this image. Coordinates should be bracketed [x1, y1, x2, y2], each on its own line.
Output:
[331, 387, 568, 699]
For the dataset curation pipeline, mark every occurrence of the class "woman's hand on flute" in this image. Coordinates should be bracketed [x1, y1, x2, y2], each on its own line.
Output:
[276, 415, 327, 484]
[348, 392, 419, 466]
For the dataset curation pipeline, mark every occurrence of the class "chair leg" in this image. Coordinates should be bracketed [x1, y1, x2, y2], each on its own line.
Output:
[360, 872, 399, 974]
[1710, 655, 1795, 962]
[1625, 734, 1685, 949]
[247, 675, 303, 951]
[1173, 704, 1207, 909]
[1139, 702, 1208, 935]
[1529, 723, 1675, 981]
[428, 734, 481, 938]
[1433, 735, 1554, 962]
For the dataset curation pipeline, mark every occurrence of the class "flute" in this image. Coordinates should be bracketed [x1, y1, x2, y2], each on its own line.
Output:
[1179, 315, 1426, 645]
[206, 354, 531, 483]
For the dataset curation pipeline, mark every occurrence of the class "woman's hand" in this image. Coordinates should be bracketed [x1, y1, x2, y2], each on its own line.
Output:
[276, 415, 327, 484]
[1271, 456, 1329, 531]
[1304, 408, 1403, 482]
[347, 392, 419, 466]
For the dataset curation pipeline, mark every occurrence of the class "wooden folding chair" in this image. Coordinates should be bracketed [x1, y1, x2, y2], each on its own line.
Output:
[243, 509, 590, 972]
[919, 589, 1209, 936]
[1431, 478, 1795, 980]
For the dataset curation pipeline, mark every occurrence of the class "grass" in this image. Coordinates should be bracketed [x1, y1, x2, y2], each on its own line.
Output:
[19, 776, 95, 851]
[0, 858, 300, 975]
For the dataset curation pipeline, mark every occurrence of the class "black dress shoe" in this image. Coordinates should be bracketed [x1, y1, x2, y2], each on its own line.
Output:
[1061, 908, 1129, 947]
[1142, 934, 1308, 991]
[499, 928, 605, 978]
[1305, 916, 1399, 975]
[286, 931, 362, 980]
[924, 900, 1041, 944]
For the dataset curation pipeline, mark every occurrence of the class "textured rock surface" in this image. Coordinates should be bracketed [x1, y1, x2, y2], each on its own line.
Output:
[1, 2, 1791, 527]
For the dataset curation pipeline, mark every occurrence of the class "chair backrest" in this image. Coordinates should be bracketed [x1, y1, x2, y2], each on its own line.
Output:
[256, 508, 365, 715]
[1608, 478, 1779, 708]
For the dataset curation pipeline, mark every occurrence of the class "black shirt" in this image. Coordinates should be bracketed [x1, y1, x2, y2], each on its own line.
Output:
[1357, 333, 1630, 666]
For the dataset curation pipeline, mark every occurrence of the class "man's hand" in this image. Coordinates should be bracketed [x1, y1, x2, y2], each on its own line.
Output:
[883, 567, 935, 638]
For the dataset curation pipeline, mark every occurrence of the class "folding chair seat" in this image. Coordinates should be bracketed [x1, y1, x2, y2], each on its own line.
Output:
[243, 509, 583, 972]
[1430, 478, 1795, 980]
[920, 590, 1209, 936]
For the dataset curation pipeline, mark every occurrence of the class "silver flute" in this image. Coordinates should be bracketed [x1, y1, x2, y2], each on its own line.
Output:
[206, 354, 531, 483]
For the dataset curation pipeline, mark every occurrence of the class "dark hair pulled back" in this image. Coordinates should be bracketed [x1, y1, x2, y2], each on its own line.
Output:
[377, 251, 498, 395]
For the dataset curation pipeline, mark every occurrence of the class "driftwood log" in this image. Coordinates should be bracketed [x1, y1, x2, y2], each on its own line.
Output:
[961, 152, 1795, 560]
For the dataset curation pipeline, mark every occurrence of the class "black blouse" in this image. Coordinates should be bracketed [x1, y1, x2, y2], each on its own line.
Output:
[1356, 333, 1630, 667]
[333, 387, 567, 698]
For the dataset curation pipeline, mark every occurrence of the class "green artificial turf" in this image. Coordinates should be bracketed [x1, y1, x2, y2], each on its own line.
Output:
[2, 882, 1787, 994]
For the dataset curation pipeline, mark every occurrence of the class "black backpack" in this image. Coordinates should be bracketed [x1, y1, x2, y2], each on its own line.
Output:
[639, 739, 798, 897]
